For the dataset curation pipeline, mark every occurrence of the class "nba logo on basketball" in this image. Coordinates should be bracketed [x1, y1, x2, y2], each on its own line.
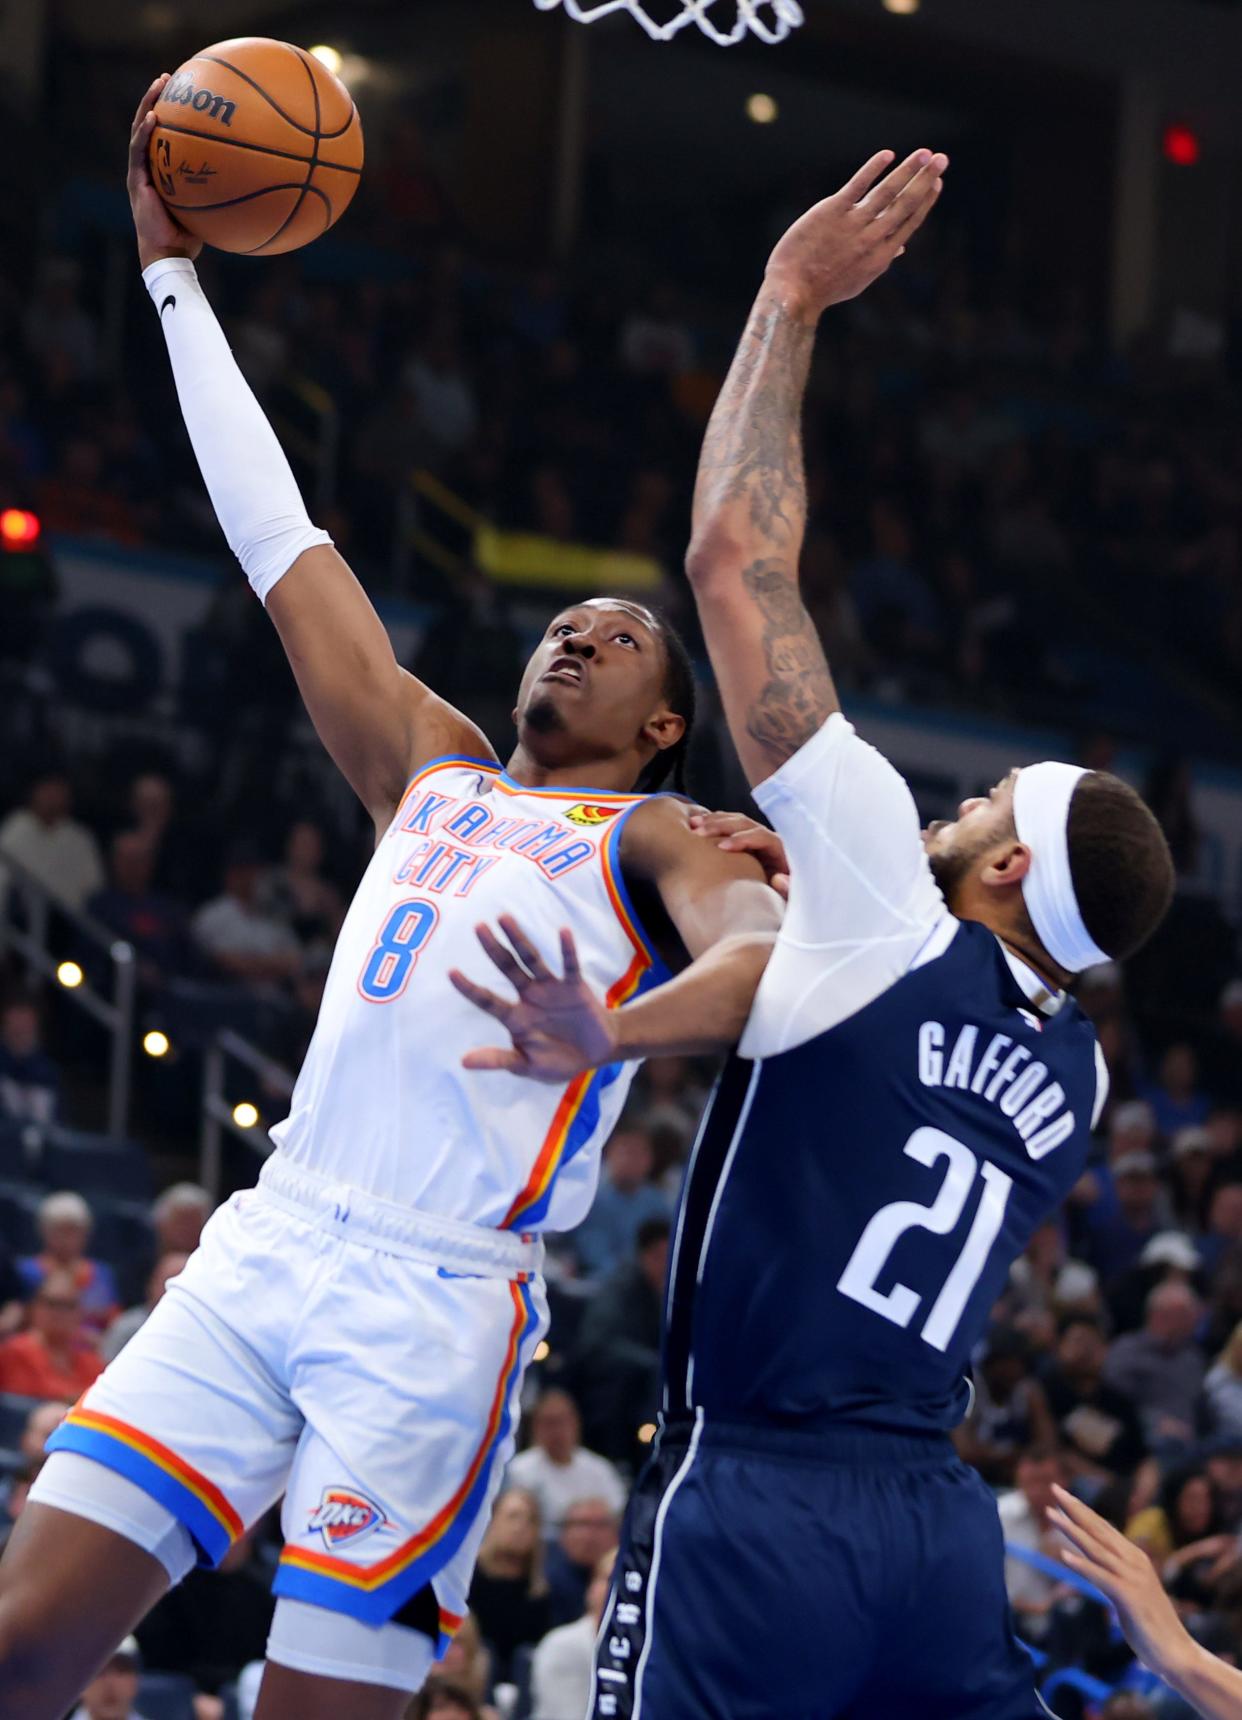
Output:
[307, 1487, 389, 1548]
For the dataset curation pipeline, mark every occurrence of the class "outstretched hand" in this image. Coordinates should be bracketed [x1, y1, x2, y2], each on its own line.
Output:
[765, 148, 948, 320]
[1047, 1485, 1191, 1678]
[449, 917, 617, 1084]
[128, 74, 203, 271]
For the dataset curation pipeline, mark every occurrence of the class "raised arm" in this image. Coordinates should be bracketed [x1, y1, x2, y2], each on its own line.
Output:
[685, 150, 946, 789]
[127, 78, 490, 832]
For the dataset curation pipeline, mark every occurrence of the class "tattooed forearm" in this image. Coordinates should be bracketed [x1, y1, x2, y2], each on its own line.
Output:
[741, 558, 837, 761]
[692, 295, 816, 549]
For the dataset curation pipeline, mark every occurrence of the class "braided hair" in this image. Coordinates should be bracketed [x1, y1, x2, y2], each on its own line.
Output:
[635, 610, 697, 796]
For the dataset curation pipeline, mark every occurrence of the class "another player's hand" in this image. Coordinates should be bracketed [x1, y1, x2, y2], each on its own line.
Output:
[128, 75, 203, 271]
[688, 811, 789, 899]
[450, 918, 617, 1084]
[765, 149, 948, 319]
[1048, 1485, 1193, 1681]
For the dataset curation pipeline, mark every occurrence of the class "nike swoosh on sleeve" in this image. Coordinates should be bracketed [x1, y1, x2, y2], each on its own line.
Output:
[160, 294, 176, 318]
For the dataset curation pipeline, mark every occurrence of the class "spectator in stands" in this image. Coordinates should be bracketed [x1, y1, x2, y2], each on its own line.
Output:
[1104, 1280, 1206, 1450]
[1200, 1184, 1242, 1275]
[507, 1389, 626, 1539]
[0, 993, 60, 1126]
[404, 323, 479, 455]
[544, 1496, 619, 1627]
[428, 1614, 498, 1720]
[191, 841, 302, 993]
[956, 1328, 1058, 1486]
[1204, 979, 1242, 1109]
[0, 1265, 102, 1397]
[1206, 1323, 1242, 1440]
[0, 769, 104, 913]
[1042, 1316, 1146, 1483]
[23, 258, 97, 384]
[1108, 1229, 1205, 1337]
[0, 1400, 68, 1552]
[565, 1121, 670, 1279]
[571, 1218, 669, 1464]
[19, 1190, 118, 1335]
[1204, 1437, 1242, 1535]
[1084, 1151, 1166, 1284]
[153, 1183, 212, 1258]
[531, 1551, 615, 1720]
[135, 1523, 274, 1703]
[468, 1488, 552, 1684]
[67, 1636, 148, 1720]
[127, 771, 203, 903]
[37, 436, 141, 543]
[409, 1685, 483, 1720]
[87, 831, 188, 990]
[999, 1448, 1068, 1643]
[1171, 1127, 1217, 1232]
[257, 819, 343, 971]
[101, 1251, 188, 1364]
[1143, 1043, 1211, 1138]
[1127, 1466, 1238, 1612]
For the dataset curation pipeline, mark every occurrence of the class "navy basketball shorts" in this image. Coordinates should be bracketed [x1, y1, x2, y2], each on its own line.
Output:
[592, 1417, 1052, 1720]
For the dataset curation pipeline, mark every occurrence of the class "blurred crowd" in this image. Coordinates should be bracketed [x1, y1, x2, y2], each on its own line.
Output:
[2, 70, 1242, 1720]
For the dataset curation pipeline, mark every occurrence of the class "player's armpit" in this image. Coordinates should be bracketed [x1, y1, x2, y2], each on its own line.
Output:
[620, 796, 783, 961]
[268, 544, 495, 829]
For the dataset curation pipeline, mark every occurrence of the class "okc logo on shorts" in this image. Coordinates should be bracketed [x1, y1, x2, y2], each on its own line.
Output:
[307, 1486, 390, 1549]
[564, 803, 621, 828]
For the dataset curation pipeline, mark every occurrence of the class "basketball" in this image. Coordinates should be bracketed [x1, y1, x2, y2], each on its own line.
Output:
[148, 37, 363, 257]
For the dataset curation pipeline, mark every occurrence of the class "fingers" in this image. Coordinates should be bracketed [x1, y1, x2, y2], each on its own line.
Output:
[772, 873, 790, 900]
[462, 1047, 526, 1073]
[128, 75, 170, 189]
[475, 923, 530, 990]
[447, 968, 515, 1020]
[497, 915, 553, 982]
[857, 148, 934, 215]
[837, 150, 897, 206]
[884, 162, 946, 248]
[558, 929, 581, 981]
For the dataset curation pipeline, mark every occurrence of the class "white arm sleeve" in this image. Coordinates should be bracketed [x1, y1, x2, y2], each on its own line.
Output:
[142, 257, 331, 604]
[739, 712, 951, 1059]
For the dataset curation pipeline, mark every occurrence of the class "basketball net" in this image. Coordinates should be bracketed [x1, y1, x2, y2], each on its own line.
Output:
[533, 0, 804, 46]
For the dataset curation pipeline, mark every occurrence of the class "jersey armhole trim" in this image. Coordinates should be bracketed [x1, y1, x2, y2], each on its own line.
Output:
[395, 755, 501, 819]
[602, 801, 674, 990]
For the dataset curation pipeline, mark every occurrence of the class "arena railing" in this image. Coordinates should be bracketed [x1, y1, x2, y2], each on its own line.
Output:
[0, 854, 136, 1140]
[271, 374, 339, 516]
[199, 1027, 293, 1201]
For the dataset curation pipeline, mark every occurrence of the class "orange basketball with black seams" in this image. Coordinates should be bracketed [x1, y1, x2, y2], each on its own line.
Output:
[148, 37, 363, 257]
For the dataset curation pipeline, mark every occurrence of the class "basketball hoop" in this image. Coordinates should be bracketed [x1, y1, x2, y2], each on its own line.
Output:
[533, 0, 804, 46]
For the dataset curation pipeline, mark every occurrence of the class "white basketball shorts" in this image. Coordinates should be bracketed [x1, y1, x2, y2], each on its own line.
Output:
[46, 1155, 547, 1643]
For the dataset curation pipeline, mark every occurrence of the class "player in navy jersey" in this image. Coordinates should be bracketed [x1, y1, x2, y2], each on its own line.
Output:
[453, 148, 1176, 1720]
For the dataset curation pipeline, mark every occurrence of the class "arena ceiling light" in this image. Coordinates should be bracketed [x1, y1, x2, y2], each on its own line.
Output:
[308, 44, 343, 75]
[232, 1101, 260, 1129]
[143, 1030, 170, 1059]
[746, 92, 779, 123]
[56, 961, 84, 989]
[882, 0, 921, 13]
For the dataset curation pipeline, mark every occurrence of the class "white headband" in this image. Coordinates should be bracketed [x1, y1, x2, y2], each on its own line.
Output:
[1012, 763, 1110, 974]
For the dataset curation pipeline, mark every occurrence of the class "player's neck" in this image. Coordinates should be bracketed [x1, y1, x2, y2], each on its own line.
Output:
[503, 742, 643, 796]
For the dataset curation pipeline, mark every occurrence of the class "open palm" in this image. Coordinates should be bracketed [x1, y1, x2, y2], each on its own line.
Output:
[449, 917, 617, 1084]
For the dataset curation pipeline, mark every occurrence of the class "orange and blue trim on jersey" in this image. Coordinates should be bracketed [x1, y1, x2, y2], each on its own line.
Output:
[46, 1404, 243, 1568]
[501, 800, 670, 1232]
[393, 754, 501, 823]
[273, 1279, 540, 1628]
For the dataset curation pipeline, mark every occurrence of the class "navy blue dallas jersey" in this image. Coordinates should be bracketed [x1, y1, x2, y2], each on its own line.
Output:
[593, 715, 1106, 1720]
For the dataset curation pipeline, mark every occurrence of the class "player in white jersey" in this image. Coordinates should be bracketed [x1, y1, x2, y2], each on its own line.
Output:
[0, 79, 781, 1720]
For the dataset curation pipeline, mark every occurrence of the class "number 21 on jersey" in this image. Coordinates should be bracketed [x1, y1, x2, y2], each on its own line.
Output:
[836, 1127, 1013, 1353]
[357, 898, 440, 1002]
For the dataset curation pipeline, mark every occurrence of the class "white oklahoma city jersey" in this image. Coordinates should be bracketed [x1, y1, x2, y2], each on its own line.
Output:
[269, 756, 667, 1232]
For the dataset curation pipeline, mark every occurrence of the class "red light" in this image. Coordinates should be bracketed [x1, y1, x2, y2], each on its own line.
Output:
[1164, 124, 1200, 167]
[0, 509, 40, 549]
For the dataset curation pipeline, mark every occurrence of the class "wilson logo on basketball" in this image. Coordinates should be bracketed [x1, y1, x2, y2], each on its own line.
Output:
[564, 804, 622, 827]
[307, 1488, 390, 1549]
[163, 71, 236, 127]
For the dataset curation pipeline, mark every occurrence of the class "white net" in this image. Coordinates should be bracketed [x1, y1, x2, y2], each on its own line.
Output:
[533, 0, 804, 46]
